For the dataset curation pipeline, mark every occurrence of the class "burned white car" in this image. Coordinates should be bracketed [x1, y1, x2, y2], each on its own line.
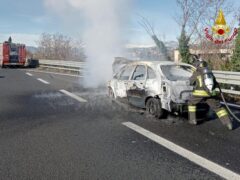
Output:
[108, 60, 195, 118]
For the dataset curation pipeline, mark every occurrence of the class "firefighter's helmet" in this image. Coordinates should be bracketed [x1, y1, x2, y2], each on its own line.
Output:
[191, 54, 215, 92]
[191, 54, 208, 68]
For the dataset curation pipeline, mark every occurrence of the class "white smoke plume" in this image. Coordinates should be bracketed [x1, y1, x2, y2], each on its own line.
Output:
[44, 0, 130, 87]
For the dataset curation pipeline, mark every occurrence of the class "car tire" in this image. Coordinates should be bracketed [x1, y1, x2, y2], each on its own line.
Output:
[146, 98, 165, 119]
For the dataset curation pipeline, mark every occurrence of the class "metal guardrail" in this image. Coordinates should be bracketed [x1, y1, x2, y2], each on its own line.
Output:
[213, 71, 240, 86]
[38, 60, 240, 95]
[39, 59, 85, 67]
[39, 59, 85, 74]
[213, 71, 240, 95]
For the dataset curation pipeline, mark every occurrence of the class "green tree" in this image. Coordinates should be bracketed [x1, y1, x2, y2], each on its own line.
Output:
[178, 27, 191, 64]
[231, 28, 240, 71]
[221, 59, 231, 71]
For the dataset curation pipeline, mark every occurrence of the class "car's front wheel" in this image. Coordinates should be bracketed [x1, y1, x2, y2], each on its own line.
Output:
[146, 98, 165, 119]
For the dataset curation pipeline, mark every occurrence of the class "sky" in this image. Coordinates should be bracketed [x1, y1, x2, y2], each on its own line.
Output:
[0, 0, 239, 47]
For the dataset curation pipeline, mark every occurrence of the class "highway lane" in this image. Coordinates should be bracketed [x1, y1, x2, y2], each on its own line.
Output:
[0, 68, 239, 179]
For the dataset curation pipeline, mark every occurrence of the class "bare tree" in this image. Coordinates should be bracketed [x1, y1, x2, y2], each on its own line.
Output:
[174, 0, 209, 63]
[139, 15, 171, 61]
[36, 33, 52, 59]
[35, 33, 85, 61]
[175, 0, 208, 41]
[175, 0, 237, 68]
[196, 0, 236, 70]
[175, 0, 235, 42]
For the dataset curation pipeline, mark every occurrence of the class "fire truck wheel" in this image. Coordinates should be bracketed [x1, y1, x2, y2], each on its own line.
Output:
[146, 98, 165, 119]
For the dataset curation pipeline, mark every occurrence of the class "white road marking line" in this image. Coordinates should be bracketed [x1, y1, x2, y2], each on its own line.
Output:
[59, 89, 87, 103]
[37, 78, 50, 84]
[25, 69, 83, 77]
[26, 72, 33, 76]
[122, 122, 240, 180]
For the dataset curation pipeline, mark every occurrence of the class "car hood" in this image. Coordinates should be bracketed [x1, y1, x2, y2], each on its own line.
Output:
[112, 58, 132, 74]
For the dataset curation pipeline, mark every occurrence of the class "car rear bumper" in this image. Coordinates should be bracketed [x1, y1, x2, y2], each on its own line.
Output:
[171, 102, 209, 114]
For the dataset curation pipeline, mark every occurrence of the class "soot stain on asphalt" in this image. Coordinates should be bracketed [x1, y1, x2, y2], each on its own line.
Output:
[33, 92, 64, 99]
[70, 87, 186, 126]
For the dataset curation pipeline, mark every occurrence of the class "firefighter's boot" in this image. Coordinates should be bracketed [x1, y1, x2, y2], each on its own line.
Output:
[216, 108, 233, 130]
[188, 105, 197, 125]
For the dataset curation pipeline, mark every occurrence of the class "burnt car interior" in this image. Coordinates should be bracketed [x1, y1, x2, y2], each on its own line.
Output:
[161, 65, 193, 81]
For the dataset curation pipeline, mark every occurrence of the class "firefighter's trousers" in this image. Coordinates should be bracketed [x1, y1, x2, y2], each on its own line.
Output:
[188, 96, 231, 125]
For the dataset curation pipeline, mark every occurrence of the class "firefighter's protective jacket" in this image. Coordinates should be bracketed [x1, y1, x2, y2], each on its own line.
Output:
[188, 60, 232, 129]
[190, 63, 218, 97]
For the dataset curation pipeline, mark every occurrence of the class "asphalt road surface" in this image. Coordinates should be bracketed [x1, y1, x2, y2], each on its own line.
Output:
[0, 68, 240, 180]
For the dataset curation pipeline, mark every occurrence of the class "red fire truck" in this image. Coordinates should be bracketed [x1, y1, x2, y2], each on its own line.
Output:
[0, 37, 26, 67]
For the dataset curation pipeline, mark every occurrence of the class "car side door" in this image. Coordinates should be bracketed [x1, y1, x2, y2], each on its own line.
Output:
[145, 66, 159, 95]
[127, 65, 147, 108]
[115, 65, 135, 99]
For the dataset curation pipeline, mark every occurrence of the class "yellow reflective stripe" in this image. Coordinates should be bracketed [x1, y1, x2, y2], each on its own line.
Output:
[191, 67, 196, 72]
[188, 108, 196, 110]
[216, 109, 228, 118]
[188, 106, 196, 112]
[188, 107, 196, 112]
[217, 111, 228, 118]
[188, 105, 196, 108]
[197, 76, 202, 87]
[189, 109, 196, 112]
[192, 90, 209, 96]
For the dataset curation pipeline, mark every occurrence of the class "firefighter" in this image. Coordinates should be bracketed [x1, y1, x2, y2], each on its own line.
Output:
[188, 55, 233, 130]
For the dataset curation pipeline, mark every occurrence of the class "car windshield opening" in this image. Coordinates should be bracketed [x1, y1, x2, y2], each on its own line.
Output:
[161, 65, 193, 81]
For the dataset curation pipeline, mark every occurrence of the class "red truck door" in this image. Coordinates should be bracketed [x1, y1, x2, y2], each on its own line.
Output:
[3, 43, 9, 65]
[0, 44, 3, 66]
[18, 45, 26, 65]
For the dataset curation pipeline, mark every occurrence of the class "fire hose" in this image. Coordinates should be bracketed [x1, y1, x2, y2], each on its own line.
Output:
[218, 84, 240, 122]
